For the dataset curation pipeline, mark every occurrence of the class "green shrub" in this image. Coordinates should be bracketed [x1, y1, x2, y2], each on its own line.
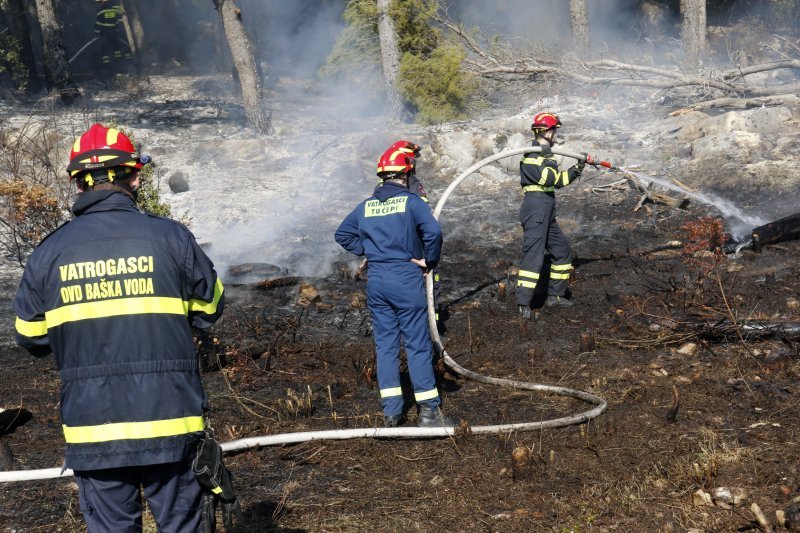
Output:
[0, 35, 29, 92]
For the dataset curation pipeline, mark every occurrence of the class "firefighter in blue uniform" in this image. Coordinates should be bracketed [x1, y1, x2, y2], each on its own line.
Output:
[335, 146, 458, 428]
[371, 140, 447, 332]
[13, 124, 224, 531]
[516, 112, 586, 317]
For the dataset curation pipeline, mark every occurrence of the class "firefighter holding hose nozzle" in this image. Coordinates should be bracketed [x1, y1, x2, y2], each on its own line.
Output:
[335, 147, 459, 428]
[516, 112, 594, 317]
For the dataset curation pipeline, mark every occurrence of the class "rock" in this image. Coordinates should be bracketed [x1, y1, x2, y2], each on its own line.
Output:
[712, 486, 747, 508]
[690, 131, 767, 161]
[432, 132, 476, 170]
[168, 171, 190, 193]
[677, 106, 794, 142]
[787, 297, 800, 310]
[675, 342, 698, 356]
[692, 489, 714, 507]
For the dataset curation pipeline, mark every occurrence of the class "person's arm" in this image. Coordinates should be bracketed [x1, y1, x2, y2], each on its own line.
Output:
[12, 266, 52, 357]
[413, 198, 442, 268]
[186, 235, 225, 330]
[334, 206, 365, 257]
[521, 156, 582, 189]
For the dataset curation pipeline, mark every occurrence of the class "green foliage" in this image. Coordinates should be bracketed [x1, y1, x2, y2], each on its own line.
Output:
[398, 45, 474, 124]
[0, 35, 29, 92]
[322, 0, 474, 124]
[135, 163, 172, 218]
[318, 0, 381, 93]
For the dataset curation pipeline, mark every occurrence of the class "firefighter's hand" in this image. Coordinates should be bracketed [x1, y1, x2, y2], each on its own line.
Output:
[410, 258, 430, 273]
[571, 162, 585, 178]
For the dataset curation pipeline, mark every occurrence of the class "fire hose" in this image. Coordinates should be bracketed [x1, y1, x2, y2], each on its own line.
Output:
[0, 147, 610, 484]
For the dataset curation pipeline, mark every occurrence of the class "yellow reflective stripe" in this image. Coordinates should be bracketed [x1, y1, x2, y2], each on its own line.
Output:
[550, 272, 571, 280]
[377, 165, 408, 172]
[522, 157, 545, 165]
[414, 389, 439, 402]
[559, 170, 570, 186]
[63, 416, 204, 444]
[15, 316, 48, 337]
[72, 138, 81, 154]
[106, 128, 119, 146]
[188, 278, 224, 315]
[518, 270, 540, 280]
[551, 264, 573, 271]
[517, 280, 537, 288]
[380, 387, 403, 398]
[45, 297, 188, 328]
[211, 486, 223, 495]
[522, 184, 555, 193]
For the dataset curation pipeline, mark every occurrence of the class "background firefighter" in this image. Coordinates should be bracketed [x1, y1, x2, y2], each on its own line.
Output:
[94, 0, 132, 71]
[516, 112, 587, 316]
[12, 124, 225, 531]
[335, 146, 458, 428]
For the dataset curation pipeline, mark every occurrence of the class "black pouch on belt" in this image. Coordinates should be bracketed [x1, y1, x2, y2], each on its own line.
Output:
[192, 435, 242, 531]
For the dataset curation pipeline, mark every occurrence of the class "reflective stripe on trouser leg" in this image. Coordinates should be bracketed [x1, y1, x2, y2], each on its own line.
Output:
[369, 299, 404, 417]
[546, 218, 573, 296]
[396, 306, 439, 409]
[517, 217, 548, 306]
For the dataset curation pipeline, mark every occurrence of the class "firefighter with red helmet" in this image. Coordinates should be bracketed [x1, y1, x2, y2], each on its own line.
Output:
[335, 146, 458, 428]
[516, 112, 586, 316]
[373, 140, 447, 332]
[13, 123, 225, 530]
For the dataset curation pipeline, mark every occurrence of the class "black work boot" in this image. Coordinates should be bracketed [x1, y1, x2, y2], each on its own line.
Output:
[545, 295, 573, 307]
[418, 406, 460, 428]
[384, 414, 406, 428]
[518, 305, 531, 319]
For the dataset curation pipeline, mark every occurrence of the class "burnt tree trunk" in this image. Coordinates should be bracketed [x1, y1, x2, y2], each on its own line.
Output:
[569, 0, 589, 58]
[34, 0, 80, 105]
[680, 0, 706, 65]
[212, 0, 272, 134]
[0, 0, 40, 90]
[119, 0, 144, 74]
[377, 0, 404, 120]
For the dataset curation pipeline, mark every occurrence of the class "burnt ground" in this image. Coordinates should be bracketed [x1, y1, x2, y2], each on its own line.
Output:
[2, 174, 800, 532]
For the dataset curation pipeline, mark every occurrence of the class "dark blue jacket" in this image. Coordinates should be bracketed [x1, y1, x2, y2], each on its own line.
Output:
[13, 190, 224, 471]
[335, 182, 442, 267]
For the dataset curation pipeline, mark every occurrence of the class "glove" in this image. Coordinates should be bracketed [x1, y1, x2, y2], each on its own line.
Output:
[584, 154, 599, 166]
[571, 162, 585, 178]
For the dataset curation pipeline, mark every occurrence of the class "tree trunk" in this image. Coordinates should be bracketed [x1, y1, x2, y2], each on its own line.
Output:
[34, 0, 80, 105]
[376, 0, 404, 120]
[0, 0, 40, 90]
[680, 0, 706, 65]
[569, 0, 589, 58]
[212, 0, 272, 134]
[119, 0, 144, 74]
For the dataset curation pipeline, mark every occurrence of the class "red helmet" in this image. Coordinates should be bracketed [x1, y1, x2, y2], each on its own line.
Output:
[387, 140, 421, 158]
[531, 112, 562, 132]
[376, 143, 416, 176]
[66, 123, 144, 180]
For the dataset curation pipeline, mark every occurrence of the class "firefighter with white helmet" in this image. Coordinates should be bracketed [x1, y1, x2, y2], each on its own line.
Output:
[336, 146, 459, 428]
[516, 112, 587, 316]
[13, 123, 225, 530]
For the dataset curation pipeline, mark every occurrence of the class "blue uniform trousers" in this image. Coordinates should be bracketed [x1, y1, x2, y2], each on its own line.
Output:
[75, 458, 203, 532]
[367, 263, 440, 416]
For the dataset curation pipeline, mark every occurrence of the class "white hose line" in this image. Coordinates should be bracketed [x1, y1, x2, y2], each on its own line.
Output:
[425, 145, 606, 430]
[0, 148, 604, 484]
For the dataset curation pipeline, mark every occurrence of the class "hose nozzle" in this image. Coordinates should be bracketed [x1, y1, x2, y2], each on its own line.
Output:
[584, 153, 621, 172]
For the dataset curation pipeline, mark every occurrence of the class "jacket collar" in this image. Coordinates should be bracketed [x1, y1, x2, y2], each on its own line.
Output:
[373, 181, 407, 202]
[72, 189, 139, 217]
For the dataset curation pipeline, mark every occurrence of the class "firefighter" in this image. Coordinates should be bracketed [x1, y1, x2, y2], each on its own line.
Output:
[335, 147, 459, 428]
[516, 112, 586, 316]
[13, 124, 224, 531]
[94, 0, 131, 70]
[373, 140, 447, 333]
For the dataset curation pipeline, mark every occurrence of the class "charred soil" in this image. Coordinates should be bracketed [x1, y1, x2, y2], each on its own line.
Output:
[2, 185, 800, 532]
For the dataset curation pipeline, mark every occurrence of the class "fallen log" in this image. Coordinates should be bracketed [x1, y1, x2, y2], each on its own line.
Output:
[751, 212, 800, 253]
[685, 319, 800, 340]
